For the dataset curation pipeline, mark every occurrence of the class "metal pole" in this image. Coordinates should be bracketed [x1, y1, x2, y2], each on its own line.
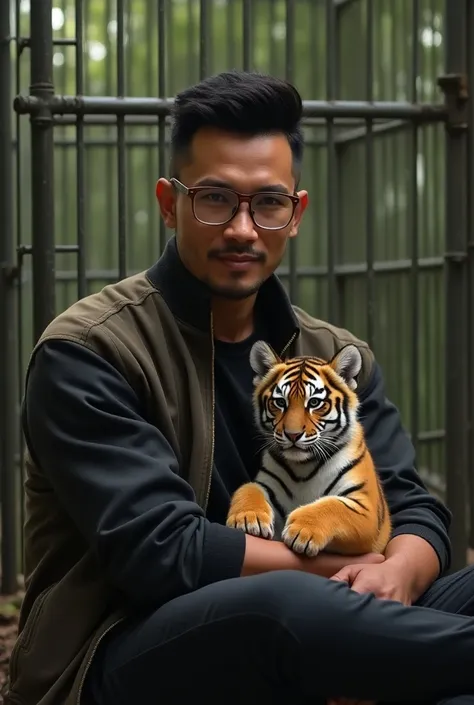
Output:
[440, 0, 470, 571]
[14, 95, 449, 121]
[30, 0, 56, 341]
[467, 0, 474, 552]
[0, 0, 19, 594]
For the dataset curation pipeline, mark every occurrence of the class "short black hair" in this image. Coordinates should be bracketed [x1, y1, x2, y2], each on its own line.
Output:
[169, 70, 304, 181]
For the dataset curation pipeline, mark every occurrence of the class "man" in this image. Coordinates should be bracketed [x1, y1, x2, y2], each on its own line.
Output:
[7, 71, 474, 705]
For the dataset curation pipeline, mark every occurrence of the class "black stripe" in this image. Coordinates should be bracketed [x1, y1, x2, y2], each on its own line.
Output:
[343, 496, 368, 512]
[376, 476, 386, 530]
[322, 450, 366, 496]
[326, 369, 351, 425]
[339, 500, 364, 515]
[257, 481, 286, 519]
[334, 395, 342, 431]
[339, 481, 366, 497]
[259, 467, 294, 500]
[269, 448, 322, 483]
[339, 482, 368, 512]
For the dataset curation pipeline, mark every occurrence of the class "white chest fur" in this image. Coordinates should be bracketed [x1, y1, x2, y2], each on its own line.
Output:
[255, 446, 356, 539]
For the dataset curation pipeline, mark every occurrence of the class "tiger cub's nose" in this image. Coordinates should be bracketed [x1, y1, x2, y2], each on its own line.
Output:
[284, 430, 304, 443]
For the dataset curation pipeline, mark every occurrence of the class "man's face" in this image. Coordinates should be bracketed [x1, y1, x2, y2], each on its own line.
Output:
[156, 127, 308, 300]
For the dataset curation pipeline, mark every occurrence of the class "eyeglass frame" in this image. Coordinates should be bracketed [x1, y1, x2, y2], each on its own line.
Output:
[170, 177, 301, 231]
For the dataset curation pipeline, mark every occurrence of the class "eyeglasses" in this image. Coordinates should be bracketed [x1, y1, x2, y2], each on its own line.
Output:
[170, 178, 299, 231]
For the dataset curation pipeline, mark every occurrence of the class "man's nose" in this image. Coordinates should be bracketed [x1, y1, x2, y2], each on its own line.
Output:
[222, 204, 258, 241]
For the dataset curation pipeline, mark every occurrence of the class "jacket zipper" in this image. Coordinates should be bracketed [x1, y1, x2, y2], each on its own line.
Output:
[279, 331, 297, 359]
[75, 617, 123, 705]
[203, 312, 216, 511]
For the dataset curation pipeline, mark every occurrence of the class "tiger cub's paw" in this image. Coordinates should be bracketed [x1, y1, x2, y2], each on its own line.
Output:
[282, 507, 330, 557]
[226, 483, 274, 539]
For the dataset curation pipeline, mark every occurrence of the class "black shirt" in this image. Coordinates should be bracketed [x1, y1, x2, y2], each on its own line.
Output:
[206, 329, 263, 525]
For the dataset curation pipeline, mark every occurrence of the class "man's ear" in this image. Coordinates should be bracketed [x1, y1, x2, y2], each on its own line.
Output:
[288, 190, 309, 239]
[156, 178, 177, 229]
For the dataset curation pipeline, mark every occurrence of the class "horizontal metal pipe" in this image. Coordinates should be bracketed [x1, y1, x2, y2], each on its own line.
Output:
[50, 113, 405, 128]
[12, 136, 329, 148]
[14, 94, 448, 121]
[336, 119, 409, 145]
[15, 36, 77, 47]
[17, 244, 78, 256]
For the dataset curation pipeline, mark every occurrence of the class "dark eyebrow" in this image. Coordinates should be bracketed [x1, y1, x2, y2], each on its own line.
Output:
[193, 178, 291, 195]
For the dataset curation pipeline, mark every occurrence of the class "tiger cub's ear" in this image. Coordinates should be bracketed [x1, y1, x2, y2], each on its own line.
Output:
[329, 344, 362, 391]
[249, 340, 281, 383]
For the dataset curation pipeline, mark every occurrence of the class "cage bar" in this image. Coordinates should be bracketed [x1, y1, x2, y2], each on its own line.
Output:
[30, 0, 55, 342]
[14, 95, 449, 120]
[442, 0, 470, 572]
[75, 0, 86, 299]
[0, 0, 19, 595]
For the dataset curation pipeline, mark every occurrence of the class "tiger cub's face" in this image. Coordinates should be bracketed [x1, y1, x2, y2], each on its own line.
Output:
[250, 341, 362, 460]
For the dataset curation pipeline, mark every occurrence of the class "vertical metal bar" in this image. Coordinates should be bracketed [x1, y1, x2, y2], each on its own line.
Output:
[187, 0, 196, 84]
[285, 0, 298, 305]
[15, 0, 25, 562]
[365, 0, 375, 349]
[443, 0, 469, 571]
[0, 0, 19, 595]
[30, 0, 56, 341]
[466, 0, 474, 548]
[158, 0, 166, 252]
[117, 0, 127, 278]
[76, 0, 86, 299]
[104, 0, 114, 272]
[146, 1, 156, 262]
[326, 0, 338, 323]
[410, 0, 420, 458]
[242, 0, 252, 71]
[226, 0, 236, 70]
[269, 0, 278, 73]
[199, 0, 210, 79]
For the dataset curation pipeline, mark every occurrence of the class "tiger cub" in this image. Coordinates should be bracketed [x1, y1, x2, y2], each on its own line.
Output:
[226, 340, 391, 557]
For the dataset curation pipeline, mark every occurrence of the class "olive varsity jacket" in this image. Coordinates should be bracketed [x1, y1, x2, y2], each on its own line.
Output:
[7, 236, 451, 705]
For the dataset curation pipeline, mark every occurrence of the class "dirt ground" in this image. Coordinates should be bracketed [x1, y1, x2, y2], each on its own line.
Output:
[0, 589, 24, 704]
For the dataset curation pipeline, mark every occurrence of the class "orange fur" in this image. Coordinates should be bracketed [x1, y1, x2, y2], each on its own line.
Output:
[226, 342, 392, 557]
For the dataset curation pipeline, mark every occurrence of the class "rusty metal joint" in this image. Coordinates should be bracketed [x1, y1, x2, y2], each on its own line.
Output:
[17, 36, 30, 54]
[437, 73, 469, 133]
[0, 262, 19, 284]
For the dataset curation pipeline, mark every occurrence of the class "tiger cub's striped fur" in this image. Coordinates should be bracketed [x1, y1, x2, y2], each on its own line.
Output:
[226, 341, 391, 557]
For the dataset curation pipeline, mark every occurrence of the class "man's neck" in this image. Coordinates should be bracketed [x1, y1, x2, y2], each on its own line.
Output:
[211, 295, 257, 343]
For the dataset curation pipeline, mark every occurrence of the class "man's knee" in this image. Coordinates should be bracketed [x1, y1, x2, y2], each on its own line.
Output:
[193, 569, 341, 624]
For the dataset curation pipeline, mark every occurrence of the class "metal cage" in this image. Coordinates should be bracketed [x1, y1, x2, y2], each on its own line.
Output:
[0, 0, 473, 594]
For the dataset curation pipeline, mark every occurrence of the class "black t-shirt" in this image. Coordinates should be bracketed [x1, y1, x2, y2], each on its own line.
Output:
[206, 325, 266, 525]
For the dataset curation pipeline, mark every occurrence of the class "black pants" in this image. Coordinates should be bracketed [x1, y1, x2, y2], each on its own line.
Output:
[84, 564, 474, 705]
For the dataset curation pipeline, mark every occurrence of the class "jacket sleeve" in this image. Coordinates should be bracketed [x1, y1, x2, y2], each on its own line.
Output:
[358, 360, 452, 574]
[22, 339, 246, 609]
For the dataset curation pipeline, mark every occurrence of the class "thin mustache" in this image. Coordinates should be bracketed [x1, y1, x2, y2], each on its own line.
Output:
[208, 248, 265, 260]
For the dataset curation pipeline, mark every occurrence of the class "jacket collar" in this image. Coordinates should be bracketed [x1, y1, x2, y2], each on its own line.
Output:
[146, 235, 300, 355]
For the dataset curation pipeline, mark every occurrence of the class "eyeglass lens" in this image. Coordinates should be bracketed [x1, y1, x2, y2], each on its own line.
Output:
[193, 188, 294, 229]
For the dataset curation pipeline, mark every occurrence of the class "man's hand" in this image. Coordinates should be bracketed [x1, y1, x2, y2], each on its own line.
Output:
[330, 534, 441, 606]
[330, 558, 413, 606]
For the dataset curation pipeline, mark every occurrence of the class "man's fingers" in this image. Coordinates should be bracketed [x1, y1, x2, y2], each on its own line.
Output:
[330, 565, 360, 584]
